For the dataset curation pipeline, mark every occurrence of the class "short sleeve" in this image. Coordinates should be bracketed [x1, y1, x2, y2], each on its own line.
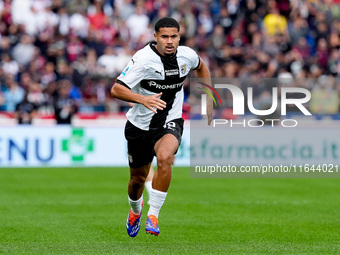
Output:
[186, 47, 200, 70]
[191, 53, 200, 70]
[116, 56, 145, 89]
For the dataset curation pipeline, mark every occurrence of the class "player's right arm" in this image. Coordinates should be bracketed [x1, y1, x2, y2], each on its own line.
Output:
[111, 83, 166, 113]
[111, 54, 166, 113]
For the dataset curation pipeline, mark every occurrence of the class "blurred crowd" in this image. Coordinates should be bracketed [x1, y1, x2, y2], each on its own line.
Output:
[1, 0, 340, 123]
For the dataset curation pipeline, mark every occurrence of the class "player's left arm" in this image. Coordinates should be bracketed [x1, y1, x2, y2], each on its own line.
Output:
[195, 57, 213, 125]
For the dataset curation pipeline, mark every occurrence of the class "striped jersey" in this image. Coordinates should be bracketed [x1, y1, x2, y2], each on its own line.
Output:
[116, 42, 200, 130]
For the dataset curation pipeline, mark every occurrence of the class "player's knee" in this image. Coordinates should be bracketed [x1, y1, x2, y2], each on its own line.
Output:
[129, 175, 146, 190]
[157, 151, 173, 169]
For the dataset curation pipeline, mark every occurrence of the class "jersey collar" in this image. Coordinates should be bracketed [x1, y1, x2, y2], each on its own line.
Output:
[149, 42, 177, 60]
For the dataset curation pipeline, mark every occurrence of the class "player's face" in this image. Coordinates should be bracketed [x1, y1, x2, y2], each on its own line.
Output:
[154, 27, 181, 56]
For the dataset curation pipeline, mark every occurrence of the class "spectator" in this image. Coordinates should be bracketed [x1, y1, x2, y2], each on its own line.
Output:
[66, 34, 84, 62]
[67, 0, 89, 15]
[100, 16, 117, 46]
[219, 7, 233, 35]
[316, 38, 330, 70]
[12, 34, 35, 67]
[14, 92, 38, 124]
[263, 4, 289, 37]
[53, 80, 78, 124]
[27, 81, 47, 110]
[71, 55, 88, 87]
[11, 0, 36, 34]
[57, 6, 70, 36]
[88, 0, 107, 31]
[56, 59, 72, 80]
[289, 15, 310, 46]
[97, 46, 118, 77]
[0, 37, 11, 55]
[19, 72, 33, 90]
[35, 2, 59, 35]
[1, 53, 19, 76]
[115, 0, 135, 21]
[3, 76, 24, 112]
[85, 48, 99, 75]
[293, 37, 311, 59]
[198, 9, 214, 35]
[114, 46, 132, 73]
[126, 5, 149, 44]
[69, 8, 89, 38]
[87, 30, 106, 56]
[0, 0, 12, 27]
[40, 62, 57, 88]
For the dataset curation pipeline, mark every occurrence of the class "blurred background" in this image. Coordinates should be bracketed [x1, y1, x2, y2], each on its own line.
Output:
[0, 3, 339, 252]
[1, 0, 340, 125]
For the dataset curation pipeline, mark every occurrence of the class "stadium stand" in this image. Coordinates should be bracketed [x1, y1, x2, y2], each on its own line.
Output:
[1, 0, 340, 125]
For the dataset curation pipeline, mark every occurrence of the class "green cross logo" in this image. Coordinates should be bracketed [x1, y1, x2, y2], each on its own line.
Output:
[62, 129, 94, 163]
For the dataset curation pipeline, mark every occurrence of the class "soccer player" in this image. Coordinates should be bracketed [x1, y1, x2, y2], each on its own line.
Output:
[111, 17, 212, 237]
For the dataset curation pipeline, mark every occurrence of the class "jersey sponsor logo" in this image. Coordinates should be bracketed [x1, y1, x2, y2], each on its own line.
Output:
[147, 80, 184, 90]
[165, 69, 179, 76]
[155, 70, 163, 76]
[180, 64, 187, 74]
[121, 66, 130, 76]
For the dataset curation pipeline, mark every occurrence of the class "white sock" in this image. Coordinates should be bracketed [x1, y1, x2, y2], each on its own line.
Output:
[147, 188, 167, 218]
[144, 181, 152, 201]
[128, 194, 143, 215]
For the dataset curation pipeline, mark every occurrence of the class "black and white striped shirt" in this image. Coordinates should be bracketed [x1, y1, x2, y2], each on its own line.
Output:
[117, 42, 200, 130]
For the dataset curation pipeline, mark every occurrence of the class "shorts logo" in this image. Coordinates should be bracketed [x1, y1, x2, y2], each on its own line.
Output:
[180, 64, 186, 74]
[165, 121, 176, 131]
[128, 154, 133, 163]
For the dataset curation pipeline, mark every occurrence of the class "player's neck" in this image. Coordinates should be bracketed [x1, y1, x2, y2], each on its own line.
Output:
[154, 44, 175, 58]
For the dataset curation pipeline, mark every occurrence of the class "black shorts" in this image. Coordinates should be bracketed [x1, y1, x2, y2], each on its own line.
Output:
[124, 118, 184, 168]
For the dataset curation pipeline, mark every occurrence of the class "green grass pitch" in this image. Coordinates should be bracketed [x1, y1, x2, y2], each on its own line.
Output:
[0, 167, 339, 254]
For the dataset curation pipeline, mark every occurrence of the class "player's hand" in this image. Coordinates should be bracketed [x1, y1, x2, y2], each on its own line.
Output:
[202, 107, 213, 125]
[202, 98, 213, 125]
[142, 92, 166, 113]
[207, 109, 213, 125]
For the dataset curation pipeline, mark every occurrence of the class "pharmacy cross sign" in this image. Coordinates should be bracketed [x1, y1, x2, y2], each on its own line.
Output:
[62, 129, 94, 163]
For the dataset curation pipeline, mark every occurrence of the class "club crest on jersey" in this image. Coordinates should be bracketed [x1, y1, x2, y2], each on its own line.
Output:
[180, 64, 186, 74]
